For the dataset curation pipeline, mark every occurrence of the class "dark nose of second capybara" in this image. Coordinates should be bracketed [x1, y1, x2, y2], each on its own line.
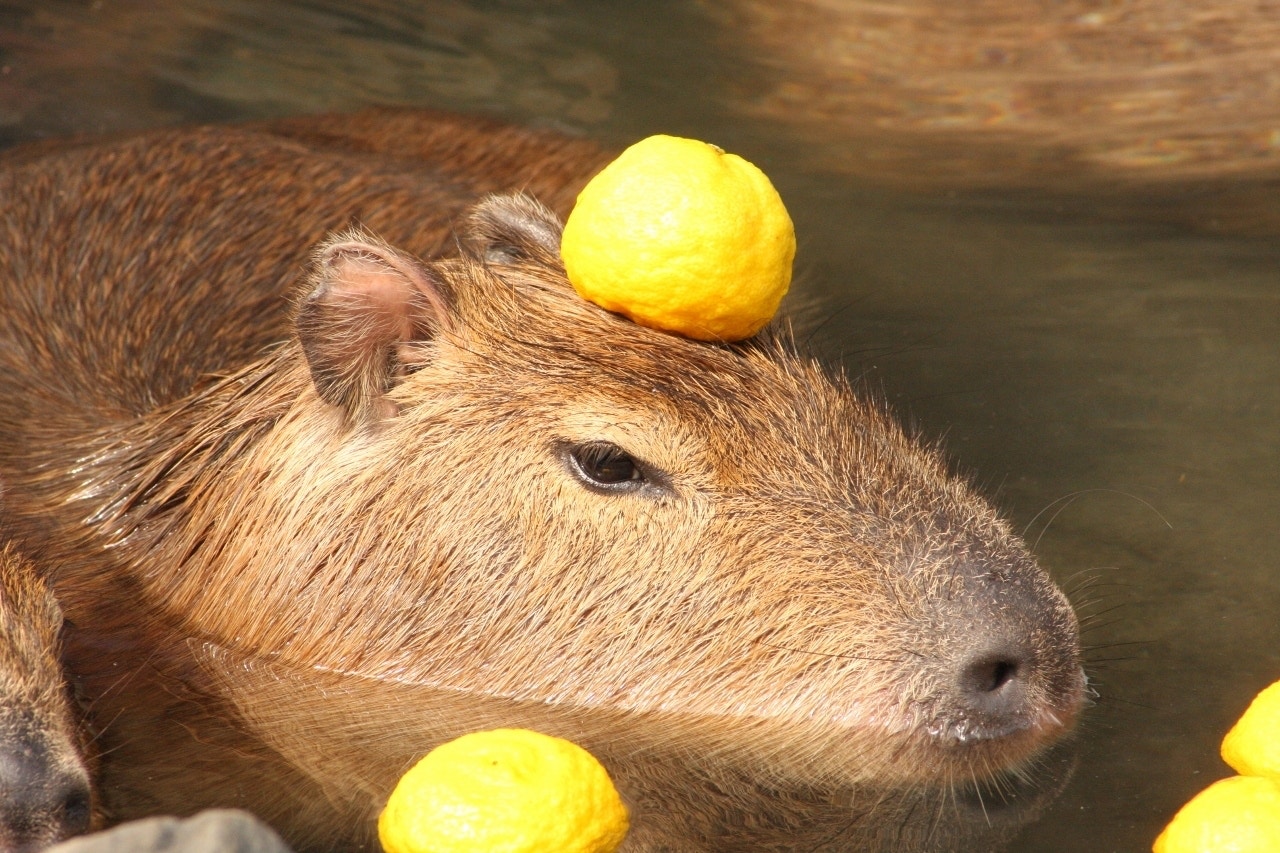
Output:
[0, 725, 92, 852]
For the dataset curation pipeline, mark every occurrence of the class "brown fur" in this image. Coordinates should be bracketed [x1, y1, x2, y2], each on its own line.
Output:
[0, 109, 1082, 851]
[0, 544, 92, 851]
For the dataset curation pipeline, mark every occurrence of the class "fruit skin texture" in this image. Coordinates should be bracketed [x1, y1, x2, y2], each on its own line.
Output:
[1152, 775, 1280, 853]
[1222, 680, 1280, 782]
[377, 728, 629, 853]
[560, 134, 795, 342]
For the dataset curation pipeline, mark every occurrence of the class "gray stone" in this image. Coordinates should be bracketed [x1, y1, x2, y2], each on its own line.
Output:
[47, 810, 294, 853]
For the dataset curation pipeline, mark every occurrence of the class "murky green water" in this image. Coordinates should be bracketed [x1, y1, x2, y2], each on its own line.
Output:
[3, 2, 1278, 851]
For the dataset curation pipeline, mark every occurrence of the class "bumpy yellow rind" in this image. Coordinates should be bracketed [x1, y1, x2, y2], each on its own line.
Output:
[378, 728, 629, 853]
[1222, 680, 1280, 782]
[1153, 776, 1280, 853]
[560, 134, 795, 342]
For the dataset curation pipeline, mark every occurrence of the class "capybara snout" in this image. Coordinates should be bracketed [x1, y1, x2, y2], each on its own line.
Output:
[0, 111, 1082, 851]
[894, 541, 1083, 757]
[0, 548, 92, 852]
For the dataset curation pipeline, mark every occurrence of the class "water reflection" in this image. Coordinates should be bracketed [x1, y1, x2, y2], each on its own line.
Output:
[193, 644, 1078, 852]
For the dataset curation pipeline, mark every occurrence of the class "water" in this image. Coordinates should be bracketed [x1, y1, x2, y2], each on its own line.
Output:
[3, 2, 1279, 850]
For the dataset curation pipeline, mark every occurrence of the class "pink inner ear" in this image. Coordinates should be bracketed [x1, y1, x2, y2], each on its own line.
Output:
[298, 232, 455, 420]
[320, 239, 450, 338]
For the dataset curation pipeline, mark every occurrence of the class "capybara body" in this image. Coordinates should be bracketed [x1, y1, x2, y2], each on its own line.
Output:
[0, 545, 92, 852]
[0, 110, 1083, 851]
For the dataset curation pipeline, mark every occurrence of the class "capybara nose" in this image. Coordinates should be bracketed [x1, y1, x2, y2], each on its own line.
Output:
[958, 645, 1031, 717]
[923, 550, 1083, 745]
[935, 623, 1083, 746]
[0, 736, 93, 849]
[50, 772, 94, 838]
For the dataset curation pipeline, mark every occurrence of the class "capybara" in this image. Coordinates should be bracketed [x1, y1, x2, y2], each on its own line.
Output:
[0, 109, 1084, 852]
[0, 544, 92, 852]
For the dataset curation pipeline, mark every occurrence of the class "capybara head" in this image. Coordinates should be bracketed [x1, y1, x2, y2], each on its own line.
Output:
[68, 190, 1083, 846]
[0, 545, 92, 852]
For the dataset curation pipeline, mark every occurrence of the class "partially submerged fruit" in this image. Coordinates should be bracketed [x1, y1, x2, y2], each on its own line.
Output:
[378, 728, 629, 853]
[1153, 775, 1280, 853]
[1154, 679, 1280, 852]
[1222, 679, 1280, 782]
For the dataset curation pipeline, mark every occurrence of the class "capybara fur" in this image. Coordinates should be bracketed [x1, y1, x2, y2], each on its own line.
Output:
[0, 109, 1084, 852]
[0, 544, 92, 852]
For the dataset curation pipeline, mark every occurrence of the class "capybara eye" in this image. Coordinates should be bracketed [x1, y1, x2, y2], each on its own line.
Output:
[566, 441, 645, 491]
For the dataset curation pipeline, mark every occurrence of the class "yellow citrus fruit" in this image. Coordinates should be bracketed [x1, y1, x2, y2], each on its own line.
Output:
[1153, 775, 1280, 853]
[560, 134, 795, 342]
[377, 728, 629, 853]
[1223, 680, 1280, 781]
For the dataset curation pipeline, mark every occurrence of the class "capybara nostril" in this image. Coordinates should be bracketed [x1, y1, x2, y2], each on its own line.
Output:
[963, 654, 1022, 697]
[55, 774, 94, 838]
[952, 644, 1039, 728]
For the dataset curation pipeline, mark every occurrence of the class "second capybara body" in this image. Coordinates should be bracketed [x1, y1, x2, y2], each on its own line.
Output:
[0, 110, 1084, 851]
[0, 544, 92, 852]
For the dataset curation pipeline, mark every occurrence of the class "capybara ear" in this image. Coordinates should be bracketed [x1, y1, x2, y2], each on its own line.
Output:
[461, 192, 564, 268]
[296, 229, 450, 424]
